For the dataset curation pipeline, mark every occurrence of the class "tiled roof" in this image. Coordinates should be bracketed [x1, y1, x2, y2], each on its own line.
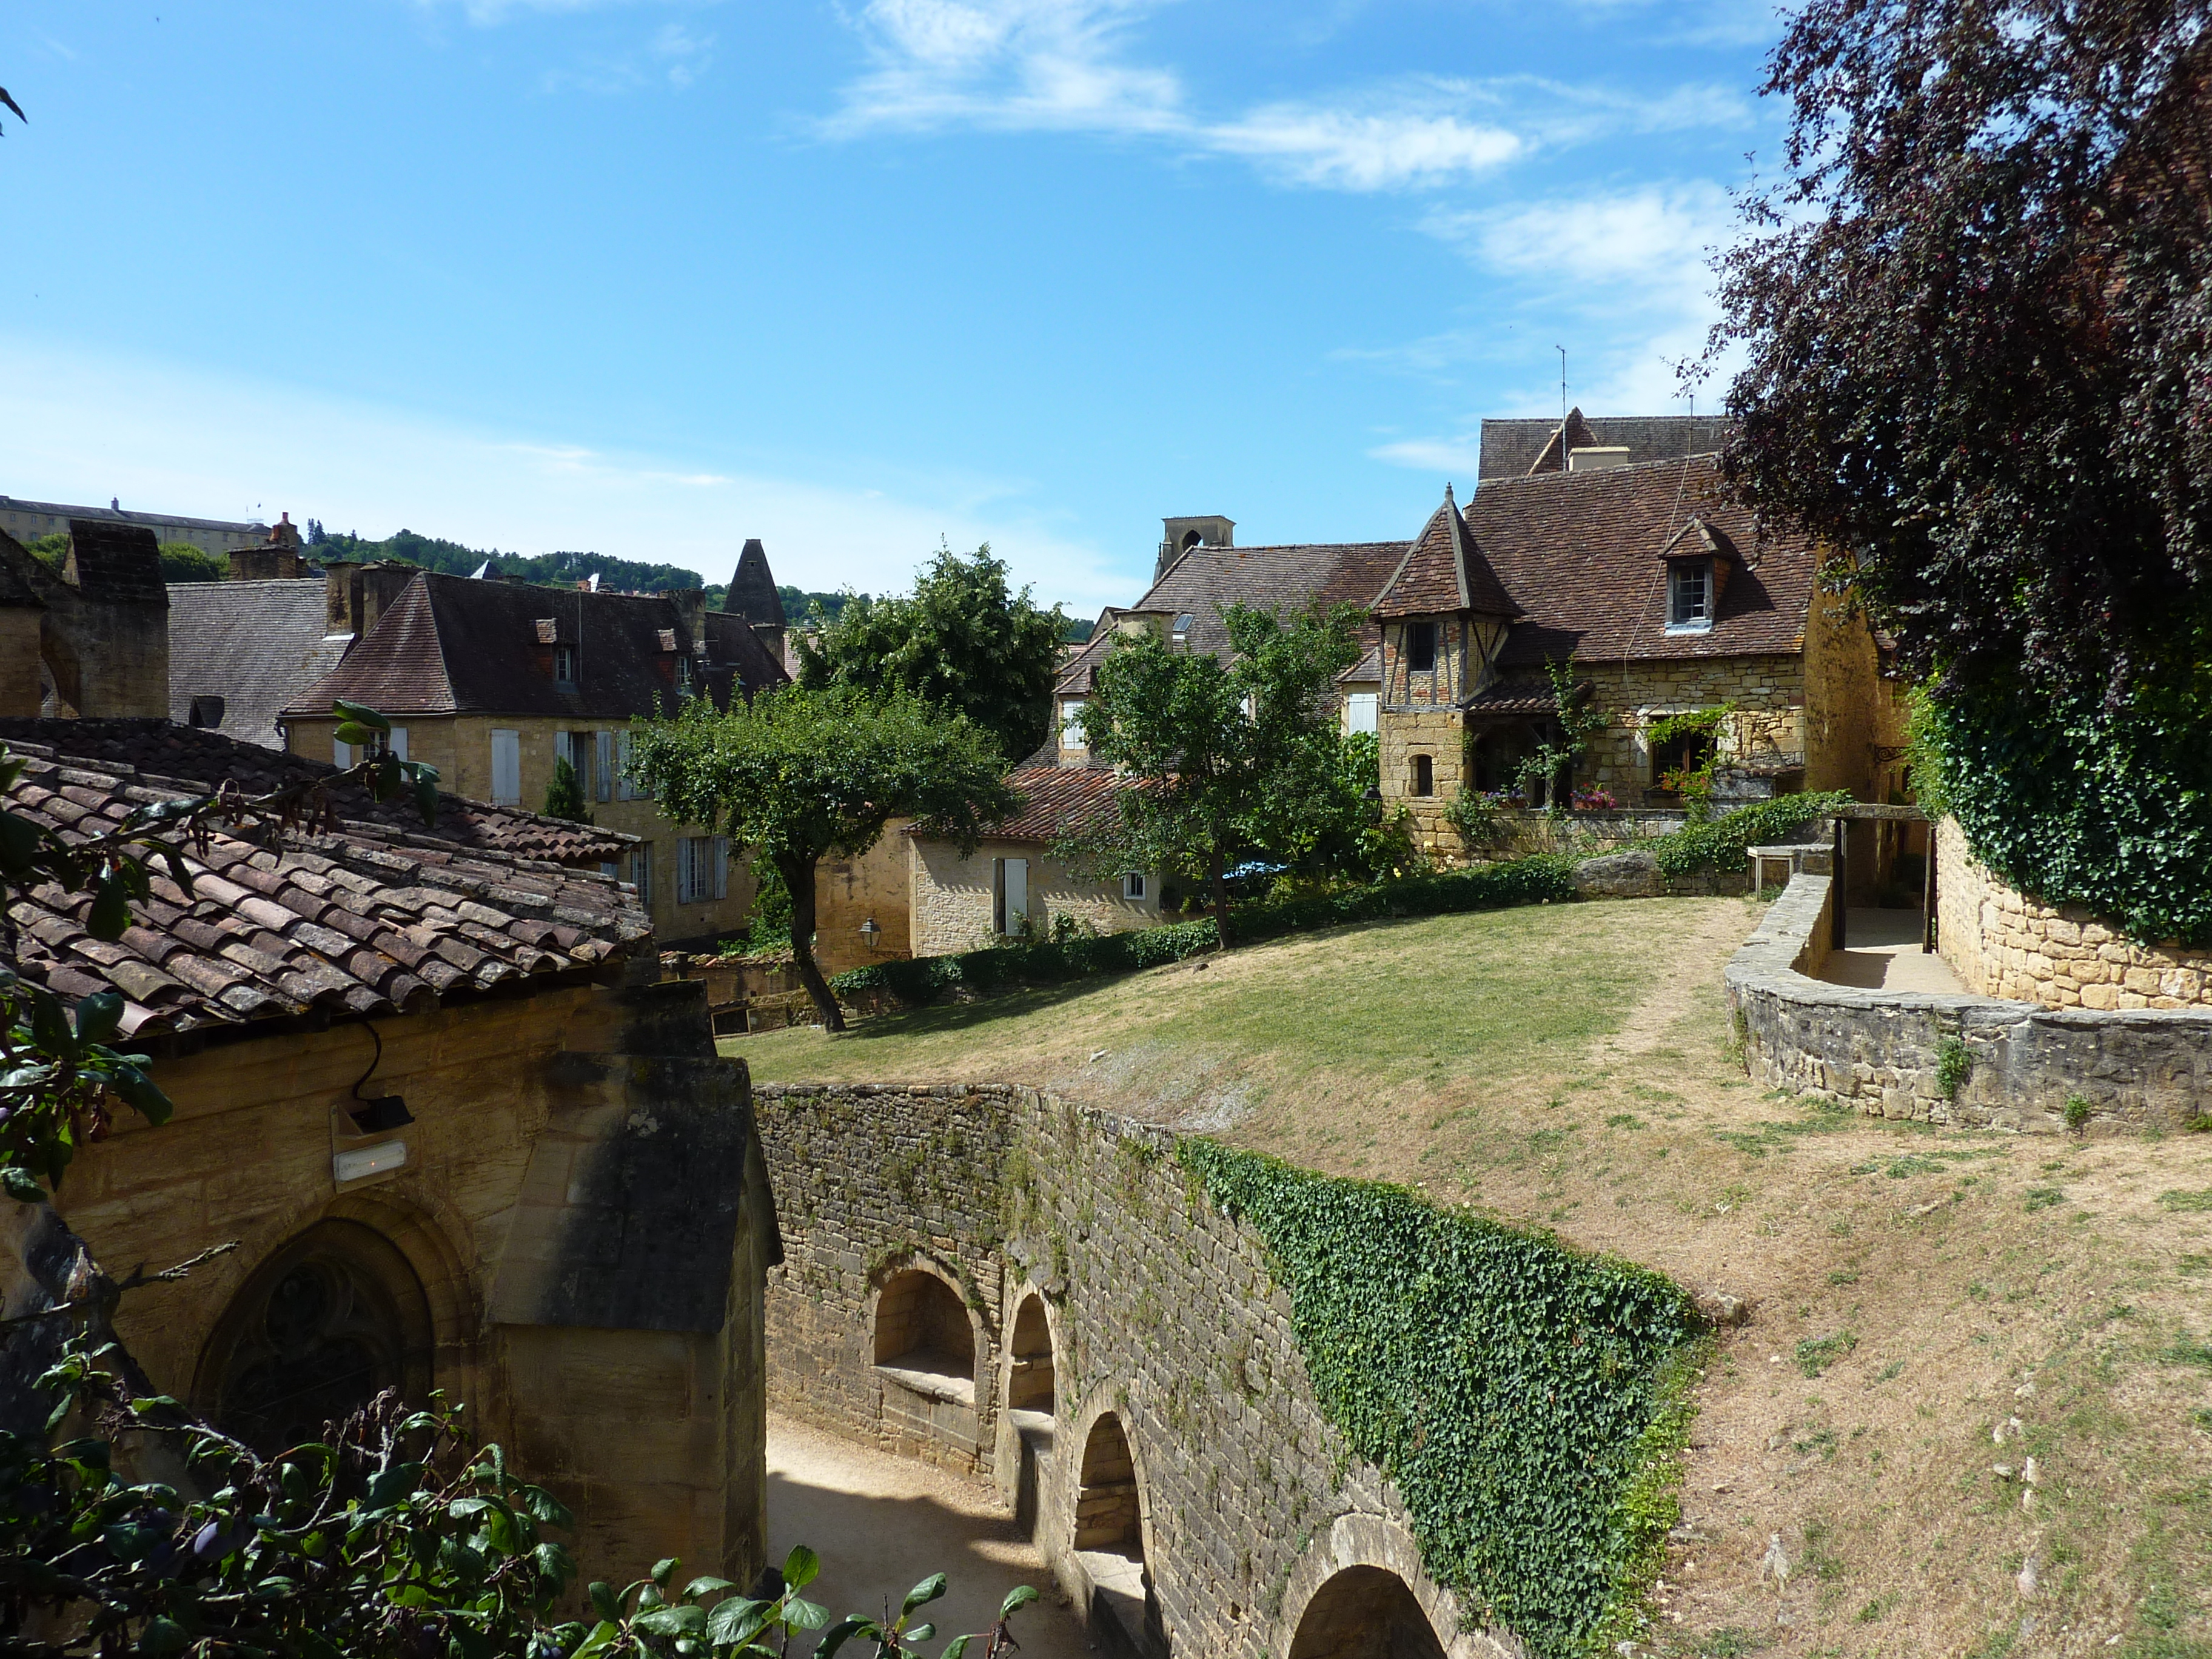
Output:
[284, 572, 788, 722]
[1, 742, 649, 1039]
[1478, 409, 1735, 480]
[1469, 455, 1817, 667]
[724, 539, 785, 629]
[1340, 644, 1383, 685]
[1054, 540, 1405, 695]
[1372, 486, 1520, 620]
[1464, 676, 1589, 717]
[910, 763, 1136, 844]
[167, 580, 354, 749]
[65, 521, 167, 608]
[0, 719, 634, 865]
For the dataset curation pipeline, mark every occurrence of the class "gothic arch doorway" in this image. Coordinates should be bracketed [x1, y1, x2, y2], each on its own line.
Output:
[1007, 1292, 1054, 1413]
[196, 1219, 434, 1456]
[1287, 1567, 1447, 1659]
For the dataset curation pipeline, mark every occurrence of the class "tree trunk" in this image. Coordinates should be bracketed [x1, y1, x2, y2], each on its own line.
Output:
[780, 853, 844, 1033]
[1208, 846, 1236, 951]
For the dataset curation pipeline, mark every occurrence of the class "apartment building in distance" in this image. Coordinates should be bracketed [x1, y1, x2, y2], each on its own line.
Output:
[282, 545, 791, 943]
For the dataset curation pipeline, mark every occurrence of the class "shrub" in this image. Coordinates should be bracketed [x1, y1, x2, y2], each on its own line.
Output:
[1652, 792, 1852, 877]
[829, 856, 1580, 1008]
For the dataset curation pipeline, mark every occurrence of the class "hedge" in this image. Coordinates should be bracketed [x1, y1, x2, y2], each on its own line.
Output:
[1650, 790, 1851, 876]
[828, 854, 1578, 1008]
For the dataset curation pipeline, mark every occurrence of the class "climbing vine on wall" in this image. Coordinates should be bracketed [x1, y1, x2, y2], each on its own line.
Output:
[1176, 1141, 1701, 1658]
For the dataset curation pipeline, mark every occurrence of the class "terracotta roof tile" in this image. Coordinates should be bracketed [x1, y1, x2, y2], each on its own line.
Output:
[1373, 486, 1520, 620]
[0, 719, 634, 865]
[908, 764, 1142, 845]
[1464, 455, 1817, 667]
[2, 748, 649, 1037]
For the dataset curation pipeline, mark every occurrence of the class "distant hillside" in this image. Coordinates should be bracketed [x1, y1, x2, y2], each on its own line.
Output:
[306, 523, 705, 596]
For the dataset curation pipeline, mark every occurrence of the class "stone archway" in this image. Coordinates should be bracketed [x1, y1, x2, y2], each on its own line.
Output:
[1288, 1567, 1447, 1659]
[1007, 1292, 1055, 1414]
[874, 1267, 976, 1381]
[1071, 1409, 1168, 1656]
[193, 1218, 433, 1456]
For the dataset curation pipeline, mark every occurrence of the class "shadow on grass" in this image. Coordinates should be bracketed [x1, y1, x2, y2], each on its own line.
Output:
[828, 977, 1127, 1041]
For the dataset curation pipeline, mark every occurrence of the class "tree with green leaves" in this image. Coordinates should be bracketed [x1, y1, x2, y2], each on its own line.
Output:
[543, 756, 592, 824]
[0, 708, 1041, 1659]
[796, 546, 1068, 766]
[629, 685, 1014, 1030]
[1056, 605, 1362, 948]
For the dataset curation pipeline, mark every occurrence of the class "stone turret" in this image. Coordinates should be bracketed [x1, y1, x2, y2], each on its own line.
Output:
[723, 538, 785, 662]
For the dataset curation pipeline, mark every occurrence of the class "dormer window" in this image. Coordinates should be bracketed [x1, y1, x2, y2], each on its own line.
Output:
[675, 655, 694, 695]
[1407, 620, 1438, 672]
[554, 643, 578, 686]
[1170, 613, 1193, 645]
[1667, 562, 1713, 632]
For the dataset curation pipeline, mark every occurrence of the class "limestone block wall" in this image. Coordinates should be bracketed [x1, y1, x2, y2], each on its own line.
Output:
[754, 1082, 1512, 1659]
[908, 838, 1160, 957]
[0, 608, 41, 718]
[1376, 707, 1466, 857]
[814, 820, 913, 978]
[1575, 655, 1807, 802]
[1726, 873, 2212, 1130]
[41, 979, 776, 1589]
[1936, 817, 2212, 1010]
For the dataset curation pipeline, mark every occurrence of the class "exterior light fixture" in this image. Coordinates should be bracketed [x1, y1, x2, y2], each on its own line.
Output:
[333, 1141, 407, 1184]
[860, 916, 881, 939]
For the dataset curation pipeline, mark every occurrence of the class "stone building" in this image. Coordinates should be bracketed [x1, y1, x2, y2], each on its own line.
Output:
[0, 521, 172, 719]
[0, 726, 781, 1587]
[281, 557, 790, 945]
[0, 493, 272, 557]
[1370, 455, 1884, 858]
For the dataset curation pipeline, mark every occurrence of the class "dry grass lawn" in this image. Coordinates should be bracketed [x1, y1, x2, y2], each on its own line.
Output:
[728, 896, 2212, 1659]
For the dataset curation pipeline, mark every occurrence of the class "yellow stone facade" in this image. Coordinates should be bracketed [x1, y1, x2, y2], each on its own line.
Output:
[284, 711, 757, 944]
[58, 980, 773, 1589]
[1936, 817, 2212, 1010]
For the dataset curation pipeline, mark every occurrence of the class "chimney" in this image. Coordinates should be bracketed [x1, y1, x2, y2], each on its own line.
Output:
[230, 512, 305, 581]
[1156, 515, 1233, 581]
[663, 588, 708, 655]
[323, 560, 415, 641]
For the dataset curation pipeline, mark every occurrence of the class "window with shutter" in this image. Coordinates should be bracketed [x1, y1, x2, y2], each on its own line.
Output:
[616, 730, 637, 800]
[713, 836, 729, 900]
[595, 731, 614, 802]
[333, 738, 352, 769]
[491, 730, 521, 805]
[632, 845, 652, 907]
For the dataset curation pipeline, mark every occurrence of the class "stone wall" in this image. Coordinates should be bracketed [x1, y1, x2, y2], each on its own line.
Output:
[1726, 873, 2212, 1130]
[814, 820, 913, 977]
[41, 977, 777, 1589]
[755, 1082, 1512, 1659]
[1576, 654, 1806, 803]
[0, 606, 40, 718]
[1936, 817, 2212, 1010]
[908, 839, 1161, 957]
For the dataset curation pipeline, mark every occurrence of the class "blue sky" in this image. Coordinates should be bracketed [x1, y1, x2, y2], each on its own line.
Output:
[1, 1, 1785, 612]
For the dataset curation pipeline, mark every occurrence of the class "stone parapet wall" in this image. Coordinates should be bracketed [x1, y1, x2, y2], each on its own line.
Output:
[753, 1082, 1511, 1659]
[1727, 874, 2212, 1130]
[1936, 817, 2212, 1010]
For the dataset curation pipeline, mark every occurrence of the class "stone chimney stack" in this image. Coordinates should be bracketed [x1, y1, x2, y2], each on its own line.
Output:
[663, 588, 709, 655]
[230, 512, 306, 581]
[1156, 515, 1234, 581]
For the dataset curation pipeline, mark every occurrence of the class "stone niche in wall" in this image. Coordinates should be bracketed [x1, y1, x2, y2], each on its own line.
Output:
[752, 1082, 1518, 1659]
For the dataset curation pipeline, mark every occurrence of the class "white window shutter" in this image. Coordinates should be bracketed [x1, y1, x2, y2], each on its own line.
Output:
[333, 737, 351, 769]
[713, 836, 729, 900]
[552, 731, 572, 771]
[491, 729, 521, 805]
[595, 730, 614, 802]
[616, 730, 634, 800]
[389, 726, 408, 762]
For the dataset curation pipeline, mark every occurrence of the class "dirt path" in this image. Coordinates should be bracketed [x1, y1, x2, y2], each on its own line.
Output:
[766, 1413, 1092, 1658]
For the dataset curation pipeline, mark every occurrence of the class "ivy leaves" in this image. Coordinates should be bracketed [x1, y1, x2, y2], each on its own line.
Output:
[1179, 1143, 1698, 1658]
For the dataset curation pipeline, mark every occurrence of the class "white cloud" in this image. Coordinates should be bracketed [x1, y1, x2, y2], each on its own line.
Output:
[0, 337, 1139, 611]
[824, 0, 1735, 193]
[537, 18, 715, 92]
[1366, 183, 1740, 468]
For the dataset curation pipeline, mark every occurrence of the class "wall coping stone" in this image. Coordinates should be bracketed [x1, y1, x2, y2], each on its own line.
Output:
[1725, 874, 2212, 1130]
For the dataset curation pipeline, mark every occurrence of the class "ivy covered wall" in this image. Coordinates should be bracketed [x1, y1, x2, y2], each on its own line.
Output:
[752, 1082, 1701, 1658]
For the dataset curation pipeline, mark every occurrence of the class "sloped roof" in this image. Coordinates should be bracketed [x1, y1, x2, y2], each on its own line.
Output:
[1, 740, 649, 1040]
[167, 579, 353, 748]
[285, 572, 788, 722]
[1468, 454, 1816, 666]
[1478, 410, 1735, 480]
[910, 763, 1136, 845]
[0, 718, 634, 865]
[723, 539, 784, 629]
[1372, 486, 1520, 620]
[1054, 539, 1405, 696]
[65, 520, 167, 608]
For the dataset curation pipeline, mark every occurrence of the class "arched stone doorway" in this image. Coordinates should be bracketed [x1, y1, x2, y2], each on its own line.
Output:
[195, 1219, 433, 1456]
[1073, 1411, 1167, 1656]
[1007, 1292, 1054, 1414]
[1288, 1566, 1447, 1659]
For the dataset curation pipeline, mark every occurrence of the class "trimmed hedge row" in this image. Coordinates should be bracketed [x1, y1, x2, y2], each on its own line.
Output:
[828, 854, 1578, 1008]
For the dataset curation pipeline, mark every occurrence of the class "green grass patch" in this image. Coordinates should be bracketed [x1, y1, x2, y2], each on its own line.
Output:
[1796, 1332, 1859, 1377]
[2025, 1187, 2069, 1212]
[2157, 1188, 2212, 1213]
